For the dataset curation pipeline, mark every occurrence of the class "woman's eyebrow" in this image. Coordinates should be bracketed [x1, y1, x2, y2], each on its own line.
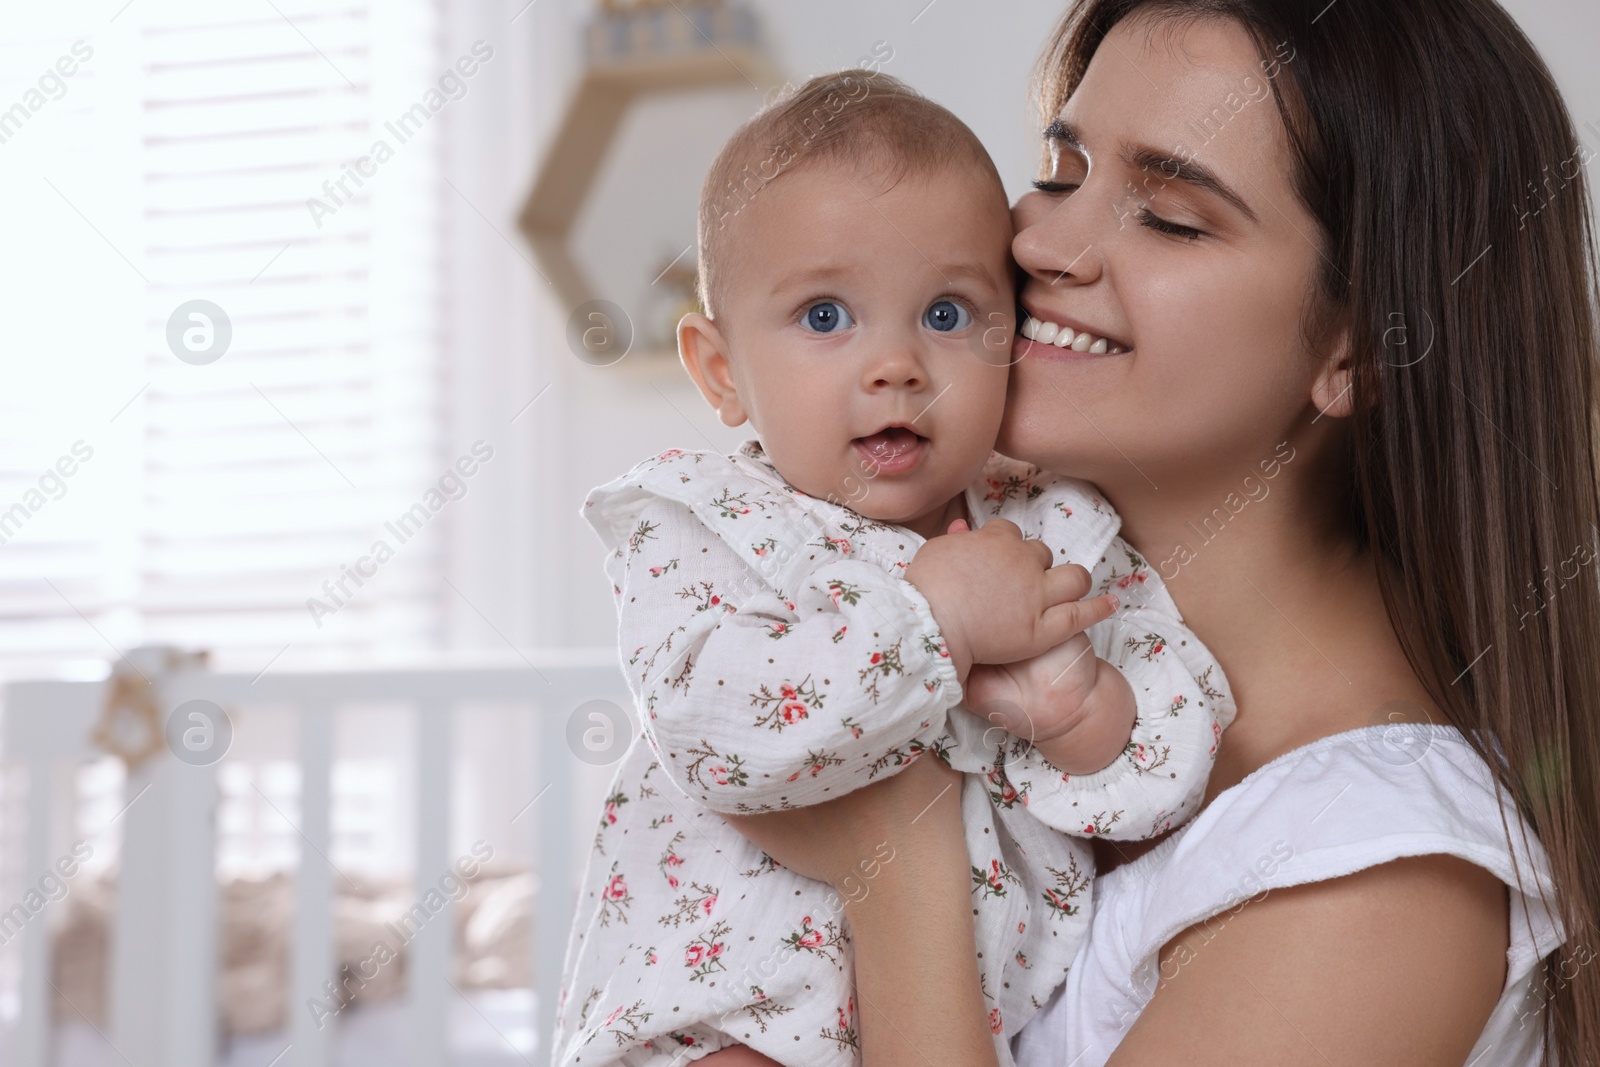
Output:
[1043, 119, 1260, 224]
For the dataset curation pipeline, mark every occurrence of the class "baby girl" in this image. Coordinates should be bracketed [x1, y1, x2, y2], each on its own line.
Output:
[553, 70, 1233, 1067]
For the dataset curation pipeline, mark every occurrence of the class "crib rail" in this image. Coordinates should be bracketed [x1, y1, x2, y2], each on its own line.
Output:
[0, 648, 631, 1067]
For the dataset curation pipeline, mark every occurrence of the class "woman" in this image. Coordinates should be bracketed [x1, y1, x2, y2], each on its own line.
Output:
[724, 0, 1600, 1063]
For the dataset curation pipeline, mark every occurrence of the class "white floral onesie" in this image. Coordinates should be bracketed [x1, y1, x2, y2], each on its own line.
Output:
[553, 440, 1234, 1067]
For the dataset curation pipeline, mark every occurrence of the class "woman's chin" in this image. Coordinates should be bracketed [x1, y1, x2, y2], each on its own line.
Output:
[995, 411, 1061, 469]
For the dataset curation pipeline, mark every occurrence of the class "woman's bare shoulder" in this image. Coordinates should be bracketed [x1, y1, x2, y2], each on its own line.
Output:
[1108, 852, 1508, 1067]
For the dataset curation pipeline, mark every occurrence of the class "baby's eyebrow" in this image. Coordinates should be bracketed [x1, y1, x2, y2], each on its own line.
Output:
[936, 260, 1006, 291]
[1042, 118, 1259, 224]
[770, 261, 1002, 297]
[769, 263, 853, 297]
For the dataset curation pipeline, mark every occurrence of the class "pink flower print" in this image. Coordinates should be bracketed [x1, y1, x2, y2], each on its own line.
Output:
[604, 802, 618, 825]
[658, 448, 683, 460]
[602, 1004, 625, 1027]
[606, 875, 628, 900]
[838, 996, 855, 1030]
[754, 545, 768, 556]
[781, 701, 808, 724]
[645, 949, 658, 965]
[780, 684, 798, 699]
[710, 765, 732, 786]
[685, 944, 705, 967]
[1017, 921, 1026, 934]
[666, 874, 679, 889]
[989, 1008, 1003, 1034]
[649, 566, 664, 577]
[1084, 824, 1097, 834]
[984, 860, 1004, 893]
[702, 895, 717, 915]
[869, 652, 883, 665]
[1152, 640, 1164, 654]
[709, 595, 721, 607]
[794, 915, 825, 949]
[708, 942, 724, 958]
[784, 600, 795, 611]
[787, 758, 825, 783]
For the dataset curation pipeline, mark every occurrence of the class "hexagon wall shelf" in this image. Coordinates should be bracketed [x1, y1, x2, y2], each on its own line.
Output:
[518, 1, 782, 312]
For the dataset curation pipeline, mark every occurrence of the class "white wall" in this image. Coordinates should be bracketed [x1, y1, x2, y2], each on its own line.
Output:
[503, 0, 1600, 653]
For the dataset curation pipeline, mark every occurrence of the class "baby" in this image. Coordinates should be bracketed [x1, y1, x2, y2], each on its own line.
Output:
[553, 71, 1233, 1067]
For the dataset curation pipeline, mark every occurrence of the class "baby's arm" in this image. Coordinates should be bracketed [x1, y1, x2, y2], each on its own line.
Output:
[966, 460, 1233, 839]
[610, 496, 964, 814]
[993, 553, 1233, 840]
[964, 630, 1135, 775]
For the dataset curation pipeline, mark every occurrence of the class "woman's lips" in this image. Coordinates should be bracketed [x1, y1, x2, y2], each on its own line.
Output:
[853, 426, 928, 474]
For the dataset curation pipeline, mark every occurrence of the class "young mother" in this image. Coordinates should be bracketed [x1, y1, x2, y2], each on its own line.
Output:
[724, 0, 1600, 1063]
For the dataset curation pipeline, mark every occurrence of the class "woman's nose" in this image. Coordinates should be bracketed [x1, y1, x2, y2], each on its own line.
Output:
[1013, 189, 1108, 289]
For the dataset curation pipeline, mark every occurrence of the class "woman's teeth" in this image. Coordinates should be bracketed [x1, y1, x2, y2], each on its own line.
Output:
[1020, 315, 1125, 355]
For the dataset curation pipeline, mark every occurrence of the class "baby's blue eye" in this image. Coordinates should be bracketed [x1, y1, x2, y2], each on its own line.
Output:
[924, 300, 971, 332]
[803, 302, 854, 333]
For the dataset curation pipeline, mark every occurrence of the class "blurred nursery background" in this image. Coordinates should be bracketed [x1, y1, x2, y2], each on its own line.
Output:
[0, 0, 1594, 1065]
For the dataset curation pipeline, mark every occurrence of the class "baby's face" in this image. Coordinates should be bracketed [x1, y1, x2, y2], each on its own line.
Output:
[714, 162, 1015, 536]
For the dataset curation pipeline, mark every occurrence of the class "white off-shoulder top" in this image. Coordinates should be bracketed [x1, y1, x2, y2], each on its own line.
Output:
[1012, 724, 1567, 1067]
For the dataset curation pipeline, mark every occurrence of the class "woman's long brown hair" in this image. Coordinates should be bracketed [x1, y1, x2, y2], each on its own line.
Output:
[1039, 0, 1600, 1059]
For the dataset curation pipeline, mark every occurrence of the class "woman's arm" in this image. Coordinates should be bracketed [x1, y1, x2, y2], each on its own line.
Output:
[723, 755, 1001, 1067]
[1110, 853, 1508, 1065]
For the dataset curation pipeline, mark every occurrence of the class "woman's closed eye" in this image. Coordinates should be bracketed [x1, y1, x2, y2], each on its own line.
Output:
[801, 300, 855, 333]
[1032, 179, 1206, 241]
[1137, 209, 1205, 241]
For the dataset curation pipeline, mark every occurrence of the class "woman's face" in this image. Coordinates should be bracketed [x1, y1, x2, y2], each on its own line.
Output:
[1000, 14, 1331, 503]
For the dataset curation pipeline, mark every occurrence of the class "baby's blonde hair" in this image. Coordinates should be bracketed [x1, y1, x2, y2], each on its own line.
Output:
[696, 70, 1004, 320]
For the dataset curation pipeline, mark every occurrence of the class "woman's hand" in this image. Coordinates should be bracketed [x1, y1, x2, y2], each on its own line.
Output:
[722, 749, 964, 896]
[722, 755, 1003, 1067]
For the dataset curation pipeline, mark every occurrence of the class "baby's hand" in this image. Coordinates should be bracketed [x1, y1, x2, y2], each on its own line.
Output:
[965, 634, 1135, 776]
[905, 518, 1115, 682]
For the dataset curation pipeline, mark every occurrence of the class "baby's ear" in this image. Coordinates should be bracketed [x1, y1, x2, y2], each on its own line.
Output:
[678, 313, 747, 427]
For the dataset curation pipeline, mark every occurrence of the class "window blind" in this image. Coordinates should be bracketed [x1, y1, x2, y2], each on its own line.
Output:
[0, 0, 450, 675]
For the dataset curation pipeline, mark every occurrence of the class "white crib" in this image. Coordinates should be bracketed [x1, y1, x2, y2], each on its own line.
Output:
[0, 647, 631, 1067]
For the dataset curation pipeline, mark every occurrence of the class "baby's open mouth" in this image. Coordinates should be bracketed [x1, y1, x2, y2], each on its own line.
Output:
[852, 425, 929, 474]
